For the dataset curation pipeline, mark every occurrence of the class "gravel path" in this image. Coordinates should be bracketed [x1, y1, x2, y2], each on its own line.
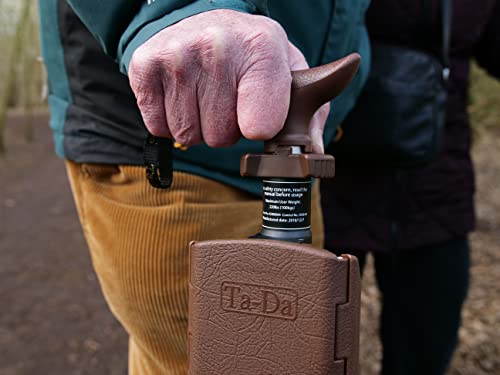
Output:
[359, 130, 500, 375]
[1, 113, 498, 374]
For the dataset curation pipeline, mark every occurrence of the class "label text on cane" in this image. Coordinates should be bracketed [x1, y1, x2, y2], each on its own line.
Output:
[262, 180, 311, 230]
[221, 282, 298, 320]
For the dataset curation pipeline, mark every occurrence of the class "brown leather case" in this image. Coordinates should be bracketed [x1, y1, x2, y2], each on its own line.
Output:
[188, 239, 360, 375]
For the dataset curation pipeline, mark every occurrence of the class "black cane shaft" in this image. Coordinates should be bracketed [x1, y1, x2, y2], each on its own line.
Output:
[256, 178, 312, 244]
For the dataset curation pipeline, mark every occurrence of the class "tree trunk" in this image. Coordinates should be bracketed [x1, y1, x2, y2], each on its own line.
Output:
[22, 9, 37, 142]
[0, 0, 32, 155]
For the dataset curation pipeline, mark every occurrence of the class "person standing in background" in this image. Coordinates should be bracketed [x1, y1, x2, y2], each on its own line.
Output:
[321, 1, 500, 374]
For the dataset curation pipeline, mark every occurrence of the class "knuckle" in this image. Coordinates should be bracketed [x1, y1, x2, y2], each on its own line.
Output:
[245, 19, 286, 49]
[262, 17, 287, 38]
[129, 56, 163, 92]
[246, 29, 275, 51]
[186, 31, 230, 76]
[131, 41, 185, 83]
[130, 48, 157, 75]
[159, 40, 185, 75]
[241, 33, 288, 69]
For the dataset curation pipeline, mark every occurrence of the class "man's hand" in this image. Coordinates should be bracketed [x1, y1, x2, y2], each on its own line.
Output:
[129, 9, 329, 153]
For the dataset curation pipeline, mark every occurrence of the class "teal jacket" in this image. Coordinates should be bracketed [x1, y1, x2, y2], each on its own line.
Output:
[39, 0, 370, 195]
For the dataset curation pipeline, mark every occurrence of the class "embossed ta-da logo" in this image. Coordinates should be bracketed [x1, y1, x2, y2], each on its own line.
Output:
[221, 282, 298, 320]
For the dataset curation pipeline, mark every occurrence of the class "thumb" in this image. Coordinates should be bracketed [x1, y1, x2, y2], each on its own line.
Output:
[310, 103, 330, 154]
[288, 43, 330, 154]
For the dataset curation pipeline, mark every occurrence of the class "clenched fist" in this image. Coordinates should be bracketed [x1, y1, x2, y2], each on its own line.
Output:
[129, 9, 329, 153]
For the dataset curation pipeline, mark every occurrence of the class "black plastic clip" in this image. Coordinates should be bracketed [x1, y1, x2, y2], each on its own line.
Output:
[143, 133, 173, 189]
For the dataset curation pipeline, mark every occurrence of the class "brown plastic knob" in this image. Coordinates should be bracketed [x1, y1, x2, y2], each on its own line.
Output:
[241, 53, 361, 178]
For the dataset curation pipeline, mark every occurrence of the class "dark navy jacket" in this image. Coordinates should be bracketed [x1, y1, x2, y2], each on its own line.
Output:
[321, 0, 500, 251]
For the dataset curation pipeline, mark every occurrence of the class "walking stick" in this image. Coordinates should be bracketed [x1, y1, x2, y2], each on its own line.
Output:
[188, 54, 362, 375]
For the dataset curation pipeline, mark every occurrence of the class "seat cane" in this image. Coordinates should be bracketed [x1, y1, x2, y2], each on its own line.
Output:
[188, 54, 363, 375]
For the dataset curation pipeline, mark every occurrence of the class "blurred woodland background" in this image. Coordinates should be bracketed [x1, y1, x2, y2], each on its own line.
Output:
[0, 0, 45, 155]
[1, 1, 499, 374]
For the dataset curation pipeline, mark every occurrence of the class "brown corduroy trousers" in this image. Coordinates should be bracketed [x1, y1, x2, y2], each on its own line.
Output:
[65, 161, 324, 374]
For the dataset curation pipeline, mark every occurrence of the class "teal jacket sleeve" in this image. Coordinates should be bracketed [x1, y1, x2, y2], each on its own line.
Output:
[66, 0, 268, 74]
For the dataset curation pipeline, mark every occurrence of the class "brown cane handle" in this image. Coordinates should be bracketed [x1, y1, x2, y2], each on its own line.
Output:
[241, 53, 361, 178]
[266, 53, 361, 153]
